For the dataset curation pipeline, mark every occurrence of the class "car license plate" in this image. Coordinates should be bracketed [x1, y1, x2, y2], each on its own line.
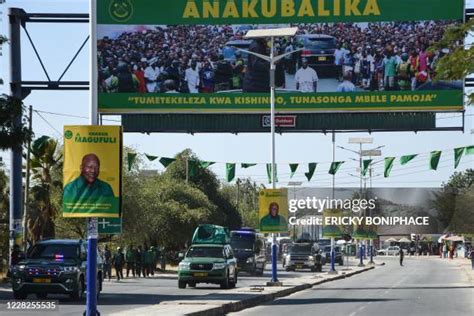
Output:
[193, 272, 208, 277]
[318, 57, 327, 61]
[33, 278, 51, 283]
[296, 265, 303, 269]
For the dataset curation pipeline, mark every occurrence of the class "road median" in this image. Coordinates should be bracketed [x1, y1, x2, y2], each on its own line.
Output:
[110, 265, 375, 316]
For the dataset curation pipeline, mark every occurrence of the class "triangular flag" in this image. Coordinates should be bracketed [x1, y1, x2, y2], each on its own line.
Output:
[400, 154, 417, 165]
[328, 161, 344, 175]
[466, 145, 474, 155]
[305, 163, 317, 181]
[226, 163, 236, 182]
[384, 157, 395, 178]
[199, 161, 215, 169]
[145, 154, 158, 162]
[188, 160, 199, 177]
[127, 153, 137, 171]
[362, 159, 372, 176]
[266, 164, 278, 183]
[289, 164, 299, 178]
[241, 163, 257, 168]
[159, 157, 176, 168]
[454, 147, 465, 169]
[430, 151, 442, 170]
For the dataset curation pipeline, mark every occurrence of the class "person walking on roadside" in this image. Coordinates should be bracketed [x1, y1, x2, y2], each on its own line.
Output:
[125, 245, 136, 278]
[103, 245, 112, 281]
[113, 247, 125, 281]
[399, 247, 404, 266]
[135, 245, 143, 277]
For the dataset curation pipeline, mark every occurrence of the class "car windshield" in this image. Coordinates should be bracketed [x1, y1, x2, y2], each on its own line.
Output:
[290, 244, 313, 254]
[231, 238, 254, 251]
[306, 38, 336, 49]
[186, 246, 224, 258]
[28, 244, 79, 261]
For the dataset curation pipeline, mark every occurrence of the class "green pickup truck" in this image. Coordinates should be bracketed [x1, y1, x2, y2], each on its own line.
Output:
[177, 225, 237, 289]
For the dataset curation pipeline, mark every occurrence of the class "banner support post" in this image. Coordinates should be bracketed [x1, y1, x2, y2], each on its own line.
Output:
[86, 1, 99, 315]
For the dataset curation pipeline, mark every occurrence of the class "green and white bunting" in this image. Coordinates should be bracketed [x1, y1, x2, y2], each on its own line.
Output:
[127, 153, 137, 171]
[384, 157, 395, 178]
[226, 163, 236, 182]
[328, 161, 344, 175]
[305, 163, 317, 182]
[430, 151, 442, 170]
[266, 164, 278, 183]
[362, 159, 372, 176]
[289, 164, 299, 178]
[400, 154, 417, 165]
[454, 147, 465, 169]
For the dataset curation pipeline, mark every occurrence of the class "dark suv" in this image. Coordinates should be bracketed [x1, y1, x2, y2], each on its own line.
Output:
[295, 34, 337, 69]
[11, 239, 103, 300]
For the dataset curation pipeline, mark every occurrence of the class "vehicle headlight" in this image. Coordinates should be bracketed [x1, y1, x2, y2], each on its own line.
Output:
[286, 255, 291, 260]
[63, 266, 79, 272]
[15, 265, 25, 271]
[308, 256, 314, 261]
[178, 262, 190, 271]
[213, 263, 226, 270]
[246, 257, 255, 263]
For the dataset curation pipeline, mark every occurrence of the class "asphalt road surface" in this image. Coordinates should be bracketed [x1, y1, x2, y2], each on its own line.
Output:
[0, 263, 336, 316]
[232, 256, 474, 316]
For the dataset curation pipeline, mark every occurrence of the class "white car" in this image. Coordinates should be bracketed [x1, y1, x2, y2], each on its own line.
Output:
[377, 246, 401, 256]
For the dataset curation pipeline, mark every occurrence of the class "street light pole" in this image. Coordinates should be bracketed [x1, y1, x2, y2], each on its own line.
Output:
[240, 27, 300, 287]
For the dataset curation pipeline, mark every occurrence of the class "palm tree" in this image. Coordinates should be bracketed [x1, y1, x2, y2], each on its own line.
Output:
[27, 136, 63, 243]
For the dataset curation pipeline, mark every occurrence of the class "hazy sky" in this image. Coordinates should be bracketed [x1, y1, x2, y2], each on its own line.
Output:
[1, 0, 473, 189]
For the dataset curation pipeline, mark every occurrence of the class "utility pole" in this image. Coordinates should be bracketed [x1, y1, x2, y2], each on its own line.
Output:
[9, 7, 24, 267]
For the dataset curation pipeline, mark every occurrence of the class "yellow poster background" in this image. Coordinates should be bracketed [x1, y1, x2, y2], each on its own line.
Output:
[258, 189, 289, 233]
[63, 125, 121, 217]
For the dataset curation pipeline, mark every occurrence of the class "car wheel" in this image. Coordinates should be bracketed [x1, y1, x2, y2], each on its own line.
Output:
[36, 292, 47, 299]
[178, 280, 187, 289]
[230, 271, 237, 288]
[220, 273, 230, 289]
[188, 281, 196, 288]
[310, 266, 316, 272]
[70, 277, 84, 300]
[13, 290, 27, 300]
[256, 269, 264, 276]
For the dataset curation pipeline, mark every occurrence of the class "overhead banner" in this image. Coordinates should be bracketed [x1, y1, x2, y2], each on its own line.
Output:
[63, 126, 122, 218]
[259, 188, 289, 233]
[96, 0, 463, 114]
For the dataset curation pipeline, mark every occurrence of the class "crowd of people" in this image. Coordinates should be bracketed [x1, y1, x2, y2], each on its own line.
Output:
[97, 20, 457, 94]
[101, 244, 167, 281]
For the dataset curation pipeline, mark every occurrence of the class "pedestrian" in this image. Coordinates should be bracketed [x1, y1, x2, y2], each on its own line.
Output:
[185, 61, 200, 93]
[125, 245, 136, 278]
[336, 72, 356, 92]
[399, 247, 404, 266]
[135, 245, 143, 277]
[103, 245, 112, 281]
[383, 48, 397, 91]
[141, 245, 148, 277]
[295, 59, 318, 93]
[113, 247, 125, 281]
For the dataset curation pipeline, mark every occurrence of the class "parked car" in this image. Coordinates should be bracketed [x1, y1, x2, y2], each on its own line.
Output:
[323, 245, 344, 266]
[377, 246, 401, 256]
[11, 239, 103, 300]
[295, 34, 337, 70]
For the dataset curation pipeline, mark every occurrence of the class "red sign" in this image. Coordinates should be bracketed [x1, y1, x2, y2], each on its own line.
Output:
[262, 116, 297, 128]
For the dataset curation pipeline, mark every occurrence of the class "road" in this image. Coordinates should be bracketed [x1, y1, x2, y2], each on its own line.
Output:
[232, 257, 474, 316]
[0, 263, 337, 316]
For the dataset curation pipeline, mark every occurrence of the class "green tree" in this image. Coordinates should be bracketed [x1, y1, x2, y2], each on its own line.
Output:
[27, 136, 63, 243]
[430, 20, 474, 103]
[220, 178, 260, 229]
[432, 169, 474, 232]
[0, 95, 33, 150]
[163, 150, 242, 230]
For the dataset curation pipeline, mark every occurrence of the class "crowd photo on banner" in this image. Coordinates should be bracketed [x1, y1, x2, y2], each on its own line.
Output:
[97, 20, 462, 94]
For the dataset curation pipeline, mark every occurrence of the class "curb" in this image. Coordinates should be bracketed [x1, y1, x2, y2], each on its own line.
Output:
[187, 266, 375, 316]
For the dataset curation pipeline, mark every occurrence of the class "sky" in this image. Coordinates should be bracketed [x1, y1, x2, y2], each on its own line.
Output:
[0, 0, 473, 189]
